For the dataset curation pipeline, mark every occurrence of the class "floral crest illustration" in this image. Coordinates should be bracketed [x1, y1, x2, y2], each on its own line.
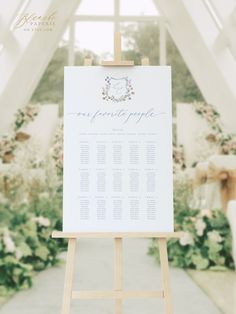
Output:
[102, 76, 134, 102]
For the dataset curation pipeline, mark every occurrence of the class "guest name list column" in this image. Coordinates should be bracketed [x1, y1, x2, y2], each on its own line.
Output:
[77, 132, 159, 228]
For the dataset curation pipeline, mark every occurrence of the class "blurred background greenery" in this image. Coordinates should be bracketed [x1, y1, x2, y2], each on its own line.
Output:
[31, 23, 203, 110]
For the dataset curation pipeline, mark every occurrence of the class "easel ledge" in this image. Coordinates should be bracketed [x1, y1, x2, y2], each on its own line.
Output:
[52, 231, 182, 239]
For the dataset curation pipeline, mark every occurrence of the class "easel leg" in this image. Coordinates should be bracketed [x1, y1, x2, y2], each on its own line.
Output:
[62, 238, 77, 314]
[159, 238, 173, 314]
[114, 237, 122, 314]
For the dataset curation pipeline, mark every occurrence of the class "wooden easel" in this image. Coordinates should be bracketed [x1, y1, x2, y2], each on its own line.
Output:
[52, 32, 181, 314]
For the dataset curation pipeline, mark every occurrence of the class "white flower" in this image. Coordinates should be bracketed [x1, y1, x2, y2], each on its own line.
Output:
[207, 231, 222, 243]
[15, 248, 23, 260]
[3, 234, 16, 253]
[195, 219, 207, 236]
[33, 216, 50, 227]
[200, 209, 212, 218]
[179, 232, 194, 246]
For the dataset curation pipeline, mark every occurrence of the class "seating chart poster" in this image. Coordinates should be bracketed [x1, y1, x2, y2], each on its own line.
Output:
[63, 66, 173, 232]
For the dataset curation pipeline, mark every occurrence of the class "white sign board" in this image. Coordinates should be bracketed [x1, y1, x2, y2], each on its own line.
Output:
[63, 66, 173, 232]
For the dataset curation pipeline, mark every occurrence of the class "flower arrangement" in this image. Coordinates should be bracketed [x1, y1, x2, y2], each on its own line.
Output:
[149, 207, 234, 270]
[194, 102, 236, 155]
[219, 133, 236, 155]
[0, 103, 65, 296]
[172, 101, 236, 172]
[14, 104, 40, 131]
[194, 101, 222, 133]
[0, 104, 40, 163]
[0, 143, 65, 296]
[173, 145, 186, 172]
[0, 193, 65, 295]
[149, 171, 234, 270]
[0, 135, 16, 163]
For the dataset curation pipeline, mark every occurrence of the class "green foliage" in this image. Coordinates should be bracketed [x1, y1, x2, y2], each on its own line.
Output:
[31, 46, 98, 110]
[31, 23, 203, 108]
[0, 104, 66, 296]
[31, 47, 67, 106]
[149, 172, 234, 270]
[122, 22, 203, 103]
[0, 193, 66, 295]
[149, 208, 234, 270]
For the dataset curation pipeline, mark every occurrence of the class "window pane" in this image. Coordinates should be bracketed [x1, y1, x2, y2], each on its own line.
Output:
[120, 0, 159, 16]
[120, 22, 138, 50]
[120, 22, 160, 65]
[75, 22, 113, 56]
[76, 0, 114, 15]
